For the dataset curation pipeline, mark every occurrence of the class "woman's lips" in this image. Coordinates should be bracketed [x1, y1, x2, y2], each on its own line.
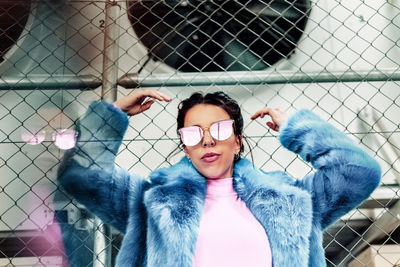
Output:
[201, 153, 220, 163]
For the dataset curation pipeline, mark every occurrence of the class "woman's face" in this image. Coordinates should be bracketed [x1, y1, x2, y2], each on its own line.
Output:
[183, 104, 241, 179]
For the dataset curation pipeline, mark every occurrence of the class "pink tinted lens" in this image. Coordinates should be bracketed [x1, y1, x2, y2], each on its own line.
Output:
[21, 129, 45, 145]
[53, 129, 77, 150]
[179, 126, 203, 146]
[210, 120, 233, 141]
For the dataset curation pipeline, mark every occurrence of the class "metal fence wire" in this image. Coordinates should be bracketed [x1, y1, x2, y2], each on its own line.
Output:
[0, 0, 399, 266]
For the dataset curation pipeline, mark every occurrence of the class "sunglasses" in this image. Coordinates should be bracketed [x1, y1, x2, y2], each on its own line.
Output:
[178, 119, 234, 146]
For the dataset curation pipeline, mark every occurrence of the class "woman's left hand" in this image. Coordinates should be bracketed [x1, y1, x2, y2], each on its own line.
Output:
[250, 107, 289, 132]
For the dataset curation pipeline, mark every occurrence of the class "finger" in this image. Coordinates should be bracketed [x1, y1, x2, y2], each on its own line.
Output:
[124, 90, 159, 105]
[250, 113, 259, 120]
[251, 108, 271, 120]
[250, 110, 264, 120]
[136, 95, 147, 104]
[142, 90, 172, 102]
[126, 99, 154, 115]
[266, 121, 279, 132]
[140, 99, 154, 112]
[156, 91, 172, 102]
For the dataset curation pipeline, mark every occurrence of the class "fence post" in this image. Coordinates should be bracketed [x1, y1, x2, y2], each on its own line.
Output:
[101, 0, 121, 103]
[94, 0, 121, 266]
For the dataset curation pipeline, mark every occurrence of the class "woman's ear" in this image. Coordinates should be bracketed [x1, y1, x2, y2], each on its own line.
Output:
[183, 145, 190, 159]
[235, 135, 242, 154]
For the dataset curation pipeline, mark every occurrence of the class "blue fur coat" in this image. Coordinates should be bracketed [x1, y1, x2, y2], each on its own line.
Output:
[58, 101, 381, 267]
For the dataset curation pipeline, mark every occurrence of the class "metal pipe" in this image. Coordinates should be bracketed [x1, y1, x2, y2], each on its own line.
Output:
[372, 111, 400, 184]
[93, 0, 121, 266]
[101, 0, 121, 103]
[3, 69, 399, 91]
[371, 109, 400, 161]
[358, 107, 400, 183]
[336, 200, 400, 266]
[118, 68, 400, 88]
[93, 218, 112, 267]
[0, 75, 101, 90]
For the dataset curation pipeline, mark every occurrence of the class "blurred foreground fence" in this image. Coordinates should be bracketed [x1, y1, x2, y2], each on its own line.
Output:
[0, 0, 400, 266]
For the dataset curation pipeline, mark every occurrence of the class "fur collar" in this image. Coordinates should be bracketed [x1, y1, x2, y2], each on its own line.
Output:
[143, 157, 312, 266]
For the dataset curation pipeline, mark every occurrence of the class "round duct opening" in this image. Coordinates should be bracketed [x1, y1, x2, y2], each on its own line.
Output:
[0, 1, 31, 64]
[127, 0, 311, 72]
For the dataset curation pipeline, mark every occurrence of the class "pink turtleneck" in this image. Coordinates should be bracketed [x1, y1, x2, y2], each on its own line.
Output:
[192, 178, 272, 267]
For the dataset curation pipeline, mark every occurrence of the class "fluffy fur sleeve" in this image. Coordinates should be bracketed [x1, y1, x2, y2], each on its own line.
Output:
[58, 101, 148, 233]
[279, 110, 381, 229]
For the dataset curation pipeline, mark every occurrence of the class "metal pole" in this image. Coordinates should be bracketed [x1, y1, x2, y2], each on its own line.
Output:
[336, 200, 400, 266]
[118, 68, 400, 88]
[93, 0, 121, 266]
[0, 75, 101, 90]
[101, 0, 121, 103]
[93, 218, 112, 267]
[358, 107, 400, 183]
[2, 69, 399, 90]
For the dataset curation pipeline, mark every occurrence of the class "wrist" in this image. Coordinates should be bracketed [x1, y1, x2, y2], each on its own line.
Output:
[113, 102, 122, 111]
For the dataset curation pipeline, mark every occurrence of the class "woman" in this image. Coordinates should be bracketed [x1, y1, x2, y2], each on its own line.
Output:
[58, 89, 381, 267]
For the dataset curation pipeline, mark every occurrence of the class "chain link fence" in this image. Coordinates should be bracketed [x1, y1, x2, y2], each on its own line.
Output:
[0, 0, 399, 266]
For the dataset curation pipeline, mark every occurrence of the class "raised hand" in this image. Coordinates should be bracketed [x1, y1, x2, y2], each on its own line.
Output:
[114, 89, 172, 116]
[250, 107, 289, 132]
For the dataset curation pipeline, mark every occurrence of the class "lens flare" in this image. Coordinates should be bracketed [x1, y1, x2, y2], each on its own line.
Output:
[21, 129, 45, 145]
[52, 129, 77, 150]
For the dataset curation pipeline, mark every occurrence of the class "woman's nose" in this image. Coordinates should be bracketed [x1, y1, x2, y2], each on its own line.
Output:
[202, 130, 215, 147]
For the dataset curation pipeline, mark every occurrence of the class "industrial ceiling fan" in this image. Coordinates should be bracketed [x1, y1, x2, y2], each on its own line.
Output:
[127, 0, 311, 72]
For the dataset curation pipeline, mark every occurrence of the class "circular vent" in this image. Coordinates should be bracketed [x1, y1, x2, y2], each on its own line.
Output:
[127, 0, 310, 72]
[0, 1, 31, 64]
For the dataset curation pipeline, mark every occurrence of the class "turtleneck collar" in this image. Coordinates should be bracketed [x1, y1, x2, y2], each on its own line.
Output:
[206, 178, 237, 197]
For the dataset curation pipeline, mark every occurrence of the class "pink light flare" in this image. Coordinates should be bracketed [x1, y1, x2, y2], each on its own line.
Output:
[21, 129, 45, 145]
[52, 129, 77, 150]
[21, 128, 77, 150]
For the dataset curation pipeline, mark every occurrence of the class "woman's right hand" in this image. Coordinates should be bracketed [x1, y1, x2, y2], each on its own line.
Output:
[113, 89, 172, 116]
[250, 107, 289, 132]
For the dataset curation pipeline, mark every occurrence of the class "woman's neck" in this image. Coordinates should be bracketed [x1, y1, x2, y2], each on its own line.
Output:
[205, 177, 236, 197]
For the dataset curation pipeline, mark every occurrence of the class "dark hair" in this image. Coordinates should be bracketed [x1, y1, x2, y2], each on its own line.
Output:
[176, 91, 244, 162]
